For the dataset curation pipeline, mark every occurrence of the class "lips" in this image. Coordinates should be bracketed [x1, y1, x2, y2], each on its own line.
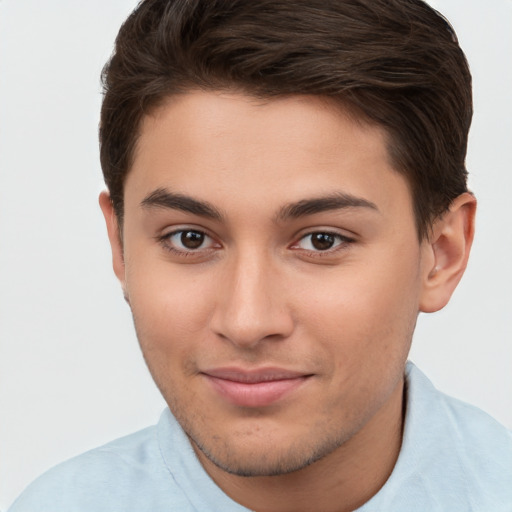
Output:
[201, 367, 311, 407]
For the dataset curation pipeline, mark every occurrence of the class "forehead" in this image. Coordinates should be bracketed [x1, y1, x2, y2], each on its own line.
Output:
[126, 91, 412, 218]
[137, 91, 387, 164]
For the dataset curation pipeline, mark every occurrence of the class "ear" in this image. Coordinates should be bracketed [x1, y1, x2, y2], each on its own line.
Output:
[99, 191, 126, 289]
[419, 192, 476, 313]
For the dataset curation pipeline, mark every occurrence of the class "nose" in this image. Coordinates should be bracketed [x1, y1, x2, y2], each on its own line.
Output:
[210, 251, 294, 349]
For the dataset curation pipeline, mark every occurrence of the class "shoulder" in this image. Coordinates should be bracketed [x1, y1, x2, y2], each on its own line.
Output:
[436, 382, 512, 481]
[404, 363, 512, 508]
[9, 410, 252, 512]
[359, 363, 512, 512]
[7, 423, 192, 512]
[407, 362, 512, 460]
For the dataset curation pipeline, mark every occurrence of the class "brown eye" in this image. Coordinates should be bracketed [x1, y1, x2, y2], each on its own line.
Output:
[180, 230, 204, 249]
[164, 229, 216, 252]
[294, 231, 352, 253]
[310, 233, 336, 250]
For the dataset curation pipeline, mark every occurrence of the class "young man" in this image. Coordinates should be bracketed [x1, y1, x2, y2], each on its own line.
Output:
[8, 0, 512, 511]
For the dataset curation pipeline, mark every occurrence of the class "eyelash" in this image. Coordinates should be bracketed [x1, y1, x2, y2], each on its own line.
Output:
[158, 229, 218, 257]
[157, 229, 355, 258]
[290, 231, 355, 257]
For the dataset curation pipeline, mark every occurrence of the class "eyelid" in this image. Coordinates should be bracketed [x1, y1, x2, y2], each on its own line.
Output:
[160, 224, 217, 241]
[158, 226, 222, 256]
[289, 229, 355, 254]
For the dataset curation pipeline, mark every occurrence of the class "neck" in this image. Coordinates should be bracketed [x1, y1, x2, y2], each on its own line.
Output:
[196, 377, 405, 512]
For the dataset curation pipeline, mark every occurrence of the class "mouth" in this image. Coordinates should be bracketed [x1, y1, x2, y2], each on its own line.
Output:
[201, 367, 313, 408]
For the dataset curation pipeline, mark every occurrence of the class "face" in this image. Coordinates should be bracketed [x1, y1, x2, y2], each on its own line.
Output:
[106, 91, 433, 476]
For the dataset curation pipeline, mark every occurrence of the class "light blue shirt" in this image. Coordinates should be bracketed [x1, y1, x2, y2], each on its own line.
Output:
[8, 363, 512, 511]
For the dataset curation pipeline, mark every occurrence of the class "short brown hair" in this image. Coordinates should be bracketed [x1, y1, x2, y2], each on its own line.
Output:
[100, 0, 472, 238]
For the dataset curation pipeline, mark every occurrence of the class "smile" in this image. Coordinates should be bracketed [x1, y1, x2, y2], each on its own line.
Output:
[201, 368, 312, 408]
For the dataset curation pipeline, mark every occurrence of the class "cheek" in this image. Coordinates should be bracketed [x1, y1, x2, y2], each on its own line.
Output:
[125, 260, 216, 358]
[298, 250, 421, 371]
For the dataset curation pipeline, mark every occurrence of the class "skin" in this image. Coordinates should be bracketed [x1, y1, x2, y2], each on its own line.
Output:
[100, 91, 475, 512]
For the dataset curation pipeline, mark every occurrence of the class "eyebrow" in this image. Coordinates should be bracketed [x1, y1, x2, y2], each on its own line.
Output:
[276, 193, 379, 221]
[141, 188, 378, 222]
[141, 188, 223, 220]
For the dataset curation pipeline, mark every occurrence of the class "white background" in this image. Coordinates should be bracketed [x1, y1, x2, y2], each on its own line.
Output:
[0, 0, 511, 508]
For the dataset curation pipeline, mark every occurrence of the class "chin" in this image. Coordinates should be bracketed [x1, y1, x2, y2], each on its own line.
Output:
[191, 430, 348, 477]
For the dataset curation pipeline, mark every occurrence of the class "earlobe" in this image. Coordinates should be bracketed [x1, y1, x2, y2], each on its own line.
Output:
[99, 191, 126, 290]
[419, 192, 476, 313]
